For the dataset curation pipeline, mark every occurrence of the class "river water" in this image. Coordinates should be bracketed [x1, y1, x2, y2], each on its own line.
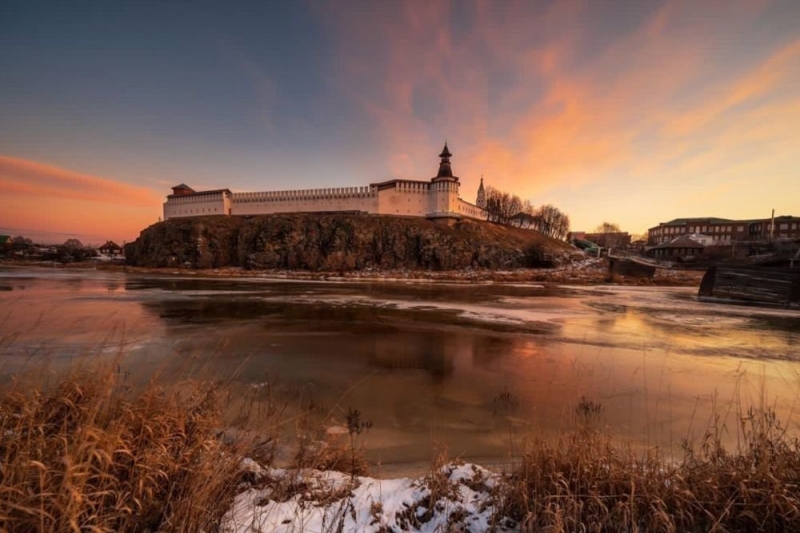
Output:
[2, 267, 799, 473]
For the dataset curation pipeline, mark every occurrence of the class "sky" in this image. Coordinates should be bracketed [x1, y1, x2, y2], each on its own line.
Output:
[1, 0, 799, 244]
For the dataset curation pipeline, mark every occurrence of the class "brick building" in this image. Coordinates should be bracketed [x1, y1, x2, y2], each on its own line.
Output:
[648, 216, 800, 245]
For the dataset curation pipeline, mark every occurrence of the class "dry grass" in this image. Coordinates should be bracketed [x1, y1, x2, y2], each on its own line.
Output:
[493, 406, 800, 532]
[0, 367, 253, 533]
[3, 366, 799, 532]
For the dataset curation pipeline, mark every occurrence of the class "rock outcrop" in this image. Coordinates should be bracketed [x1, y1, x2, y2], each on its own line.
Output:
[125, 214, 572, 271]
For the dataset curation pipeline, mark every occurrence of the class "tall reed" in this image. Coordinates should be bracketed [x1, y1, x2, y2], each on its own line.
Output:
[0, 367, 251, 532]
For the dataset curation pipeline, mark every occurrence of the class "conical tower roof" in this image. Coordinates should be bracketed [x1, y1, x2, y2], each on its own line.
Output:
[435, 142, 455, 179]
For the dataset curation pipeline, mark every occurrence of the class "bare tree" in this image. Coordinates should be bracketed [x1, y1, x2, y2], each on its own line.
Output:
[534, 204, 570, 240]
[483, 187, 570, 239]
[592, 222, 628, 249]
[485, 186, 521, 225]
[595, 222, 621, 234]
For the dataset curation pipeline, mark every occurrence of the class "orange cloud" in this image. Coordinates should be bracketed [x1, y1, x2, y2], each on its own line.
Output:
[318, 0, 800, 232]
[0, 155, 162, 243]
[0, 155, 160, 206]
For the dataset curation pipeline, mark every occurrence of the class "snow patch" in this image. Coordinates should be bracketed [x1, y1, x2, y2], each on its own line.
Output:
[221, 462, 505, 533]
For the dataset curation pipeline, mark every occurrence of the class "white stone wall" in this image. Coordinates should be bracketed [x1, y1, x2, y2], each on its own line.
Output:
[456, 199, 488, 220]
[164, 181, 488, 221]
[163, 191, 229, 219]
[376, 181, 430, 216]
[230, 187, 376, 216]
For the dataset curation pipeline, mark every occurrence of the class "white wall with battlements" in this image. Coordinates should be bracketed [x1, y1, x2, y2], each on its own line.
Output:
[230, 186, 377, 216]
[374, 181, 431, 217]
[164, 182, 488, 221]
[164, 179, 488, 221]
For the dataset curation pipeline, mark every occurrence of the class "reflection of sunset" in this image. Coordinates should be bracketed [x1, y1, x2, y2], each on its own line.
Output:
[2, 2, 798, 241]
[3, 273, 798, 463]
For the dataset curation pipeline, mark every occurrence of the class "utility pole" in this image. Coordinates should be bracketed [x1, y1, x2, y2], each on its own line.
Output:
[770, 209, 775, 241]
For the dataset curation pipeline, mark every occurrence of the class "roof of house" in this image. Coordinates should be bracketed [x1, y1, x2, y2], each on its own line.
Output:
[652, 235, 706, 249]
[100, 240, 122, 250]
[661, 217, 733, 226]
[0, 235, 11, 245]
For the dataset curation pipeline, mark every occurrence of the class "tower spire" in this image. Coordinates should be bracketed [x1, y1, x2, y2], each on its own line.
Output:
[476, 174, 486, 208]
[436, 141, 453, 178]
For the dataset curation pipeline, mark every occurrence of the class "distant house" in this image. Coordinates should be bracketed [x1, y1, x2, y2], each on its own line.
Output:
[99, 241, 124, 257]
[646, 235, 705, 259]
[0, 235, 12, 255]
[583, 232, 631, 249]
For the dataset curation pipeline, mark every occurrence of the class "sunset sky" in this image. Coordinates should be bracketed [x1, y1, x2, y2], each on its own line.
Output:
[1, 0, 799, 244]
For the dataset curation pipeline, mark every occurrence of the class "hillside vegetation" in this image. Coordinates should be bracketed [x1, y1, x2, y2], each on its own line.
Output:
[125, 214, 573, 271]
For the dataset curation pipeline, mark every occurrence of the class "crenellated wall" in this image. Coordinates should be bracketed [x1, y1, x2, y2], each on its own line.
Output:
[230, 186, 377, 216]
[376, 181, 431, 217]
[164, 179, 487, 221]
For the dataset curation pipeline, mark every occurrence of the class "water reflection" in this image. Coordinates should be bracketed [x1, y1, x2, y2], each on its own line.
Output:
[2, 268, 800, 472]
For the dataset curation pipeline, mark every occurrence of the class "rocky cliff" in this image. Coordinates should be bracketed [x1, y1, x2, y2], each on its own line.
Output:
[124, 214, 572, 271]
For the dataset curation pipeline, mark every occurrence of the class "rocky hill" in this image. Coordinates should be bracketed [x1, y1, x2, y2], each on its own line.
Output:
[124, 214, 573, 271]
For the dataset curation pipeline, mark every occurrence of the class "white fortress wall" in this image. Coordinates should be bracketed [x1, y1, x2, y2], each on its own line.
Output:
[229, 186, 377, 216]
[457, 199, 488, 220]
[375, 181, 431, 216]
[163, 183, 488, 221]
[163, 191, 229, 219]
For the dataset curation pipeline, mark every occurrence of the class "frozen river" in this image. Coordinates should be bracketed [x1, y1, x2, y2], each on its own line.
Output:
[2, 266, 799, 473]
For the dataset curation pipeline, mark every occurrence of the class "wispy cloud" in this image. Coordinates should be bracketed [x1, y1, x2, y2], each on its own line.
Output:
[0, 155, 162, 243]
[0, 155, 161, 206]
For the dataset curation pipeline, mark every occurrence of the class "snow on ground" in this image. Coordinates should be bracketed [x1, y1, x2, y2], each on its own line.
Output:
[221, 462, 507, 533]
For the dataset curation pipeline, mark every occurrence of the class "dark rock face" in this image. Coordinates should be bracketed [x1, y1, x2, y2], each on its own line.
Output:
[126, 214, 570, 271]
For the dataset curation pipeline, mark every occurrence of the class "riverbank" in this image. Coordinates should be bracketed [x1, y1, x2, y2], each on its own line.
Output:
[2, 368, 798, 532]
[0, 257, 706, 286]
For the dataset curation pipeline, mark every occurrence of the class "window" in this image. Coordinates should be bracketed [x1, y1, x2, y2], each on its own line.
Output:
[780, 223, 788, 230]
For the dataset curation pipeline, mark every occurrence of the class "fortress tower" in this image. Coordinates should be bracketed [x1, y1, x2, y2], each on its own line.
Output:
[429, 142, 460, 217]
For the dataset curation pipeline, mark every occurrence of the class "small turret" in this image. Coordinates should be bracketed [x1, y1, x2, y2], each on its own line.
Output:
[476, 175, 486, 208]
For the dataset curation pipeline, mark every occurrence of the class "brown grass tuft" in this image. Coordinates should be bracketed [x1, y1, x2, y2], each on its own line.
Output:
[0, 367, 253, 532]
[493, 406, 800, 532]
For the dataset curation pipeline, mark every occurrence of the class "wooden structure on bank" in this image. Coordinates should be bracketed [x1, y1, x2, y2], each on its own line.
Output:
[608, 257, 656, 278]
[698, 265, 800, 307]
